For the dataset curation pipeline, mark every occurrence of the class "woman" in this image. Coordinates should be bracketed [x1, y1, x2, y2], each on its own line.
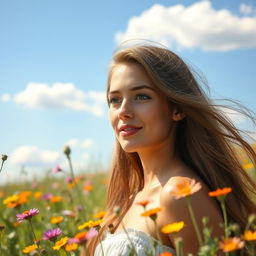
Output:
[87, 44, 256, 255]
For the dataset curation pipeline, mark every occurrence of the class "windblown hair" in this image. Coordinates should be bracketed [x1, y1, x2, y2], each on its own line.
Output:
[86, 45, 256, 255]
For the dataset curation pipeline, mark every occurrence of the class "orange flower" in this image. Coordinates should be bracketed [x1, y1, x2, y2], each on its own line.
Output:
[141, 207, 162, 221]
[169, 178, 202, 199]
[219, 237, 245, 252]
[161, 221, 185, 234]
[137, 200, 150, 207]
[242, 230, 256, 241]
[50, 216, 64, 224]
[242, 162, 253, 171]
[94, 211, 106, 219]
[159, 252, 174, 256]
[65, 243, 78, 252]
[84, 184, 93, 192]
[23, 244, 38, 253]
[75, 231, 87, 240]
[50, 196, 63, 203]
[208, 187, 232, 198]
[34, 191, 42, 200]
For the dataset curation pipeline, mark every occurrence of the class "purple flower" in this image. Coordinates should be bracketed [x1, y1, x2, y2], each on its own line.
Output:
[16, 208, 39, 223]
[42, 193, 52, 201]
[65, 177, 73, 183]
[68, 237, 80, 244]
[53, 165, 62, 174]
[43, 228, 62, 241]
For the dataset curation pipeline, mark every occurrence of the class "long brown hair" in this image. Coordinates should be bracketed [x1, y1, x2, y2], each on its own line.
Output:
[86, 45, 256, 255]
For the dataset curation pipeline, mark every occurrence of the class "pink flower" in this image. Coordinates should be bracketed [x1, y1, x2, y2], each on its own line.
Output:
[42, 193, 53, 201]
[16, 208, 39, 223]
[86, 228, 98, 240]
[53, 165, 62, 174]
[43, 228, 62, 241]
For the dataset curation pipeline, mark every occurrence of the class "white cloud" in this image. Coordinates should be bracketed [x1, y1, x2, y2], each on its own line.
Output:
[240, 3, 254, 15]
[1, 93, 11, 102]
[115, 1, 256, 51]
[10, 146, 60, 166]
[13, 82, 106, 116]
[65, 138, 94, 149]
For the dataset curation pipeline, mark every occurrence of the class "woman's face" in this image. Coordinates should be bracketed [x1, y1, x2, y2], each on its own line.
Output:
[108, 62, 175, 154]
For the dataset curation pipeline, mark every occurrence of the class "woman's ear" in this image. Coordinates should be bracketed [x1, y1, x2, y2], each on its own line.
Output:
[172, 109, 186, 121]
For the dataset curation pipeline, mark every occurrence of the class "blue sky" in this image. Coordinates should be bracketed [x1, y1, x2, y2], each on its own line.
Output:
[0, 0, 256, 183]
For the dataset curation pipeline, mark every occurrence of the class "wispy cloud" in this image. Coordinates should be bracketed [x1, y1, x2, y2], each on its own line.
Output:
[115, 1, 256, 51]
[240, 3, 255, 15]
[10, 146, 60, 166]
[1, 82, 106, 116]
[65, 138, 94, 149]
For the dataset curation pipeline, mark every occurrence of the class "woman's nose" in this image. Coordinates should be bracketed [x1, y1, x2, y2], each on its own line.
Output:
[118, 99, 134, 120]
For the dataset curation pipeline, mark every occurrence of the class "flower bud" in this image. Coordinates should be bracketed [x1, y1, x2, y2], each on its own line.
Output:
[63, 145, 71, 157]
[113, 205, 121, 216]
[1, 154, 7, 161]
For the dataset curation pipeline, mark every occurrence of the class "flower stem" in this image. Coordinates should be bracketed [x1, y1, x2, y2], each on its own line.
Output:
[121, 223, 138, 256]
[28, 220, 42, 256]
[186, 197, 203, 246]
[66, 155, 87, 220]
[0, 161, 4, 173]
[220, 200, 228, 238]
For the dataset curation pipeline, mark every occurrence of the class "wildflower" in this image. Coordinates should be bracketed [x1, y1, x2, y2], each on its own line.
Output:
[219, 237, 245, 252]
[16, 208, 39, 223]
[84, 182, 93, 192]
[242, 230, 256, 241]
[50, 216, 63, 224]
[50, 196, 62, 203]
[243, 162, 253, 170]
[137, 200, 150, 208]
[141, 207, 162, 221]
[22, 244, 38, 253]
[65, 243, 78, 252]
[3, 194, 19, 205]
[42, 193, 53, 201]
[208, 187, 232, 198]
[78, 220, 94, 230]
[63, 145, 71, 158]
[91, 219, 103, 228]
[34, 191, 42, 200]
[161, 221, 185, 234]
[43, 228, 62, 241]
[168, 178, 202, 199]
[86, 228, 98, 240]
[53, 236, 68, 250]
[1, 154, 7, 161]
[94, 211, 106, 219]
[159, 252, 174, 256]
[54, 165, 62, 174]
[74, 231, 87, 243]
[62, 210, 76, 218]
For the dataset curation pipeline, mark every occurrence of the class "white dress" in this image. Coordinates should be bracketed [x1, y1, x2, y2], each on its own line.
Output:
[94, 228, 176, 256]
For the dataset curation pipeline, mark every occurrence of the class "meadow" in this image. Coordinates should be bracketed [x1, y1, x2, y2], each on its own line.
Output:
[0, 144, 255, 256]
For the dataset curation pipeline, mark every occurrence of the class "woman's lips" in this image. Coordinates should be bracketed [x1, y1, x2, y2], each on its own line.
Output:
[120, 128, 141, 137]
[119, 125, 142, 137]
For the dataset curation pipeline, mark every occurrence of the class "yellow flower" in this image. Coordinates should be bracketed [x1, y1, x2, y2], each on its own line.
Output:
[65, 243, 78, 252]
[78, 220, 94, 230]
[168, 178, 202, 199]
[3, 195, 19, 205]
[91, 219, 103, 228]
[161, 221, 185, 234]
[242, 230, 256, 241]
[50, 216, 64, 224]
[94, 211, 106, 219]
[219, 237, 245, 252]
[53, 237, 68, 250]
[23, 244, 38, 253]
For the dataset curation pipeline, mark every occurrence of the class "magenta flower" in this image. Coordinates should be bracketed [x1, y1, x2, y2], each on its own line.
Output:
[43, 228, 62, 241]
[16, 208, 39, 223]
[42, 193, 53, 201]
[53, 165, 62, 174]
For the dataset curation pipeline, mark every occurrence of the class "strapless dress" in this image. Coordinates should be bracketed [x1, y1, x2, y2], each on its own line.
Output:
[94, 228, 176, 255]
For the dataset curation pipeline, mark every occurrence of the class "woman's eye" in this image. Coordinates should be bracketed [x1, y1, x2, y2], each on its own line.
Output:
[135, 94, 151, 100]
[109, 97, 121, 104]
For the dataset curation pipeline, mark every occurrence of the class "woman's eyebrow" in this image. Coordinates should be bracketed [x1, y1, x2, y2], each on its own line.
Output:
[109, 85, 155, 94]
